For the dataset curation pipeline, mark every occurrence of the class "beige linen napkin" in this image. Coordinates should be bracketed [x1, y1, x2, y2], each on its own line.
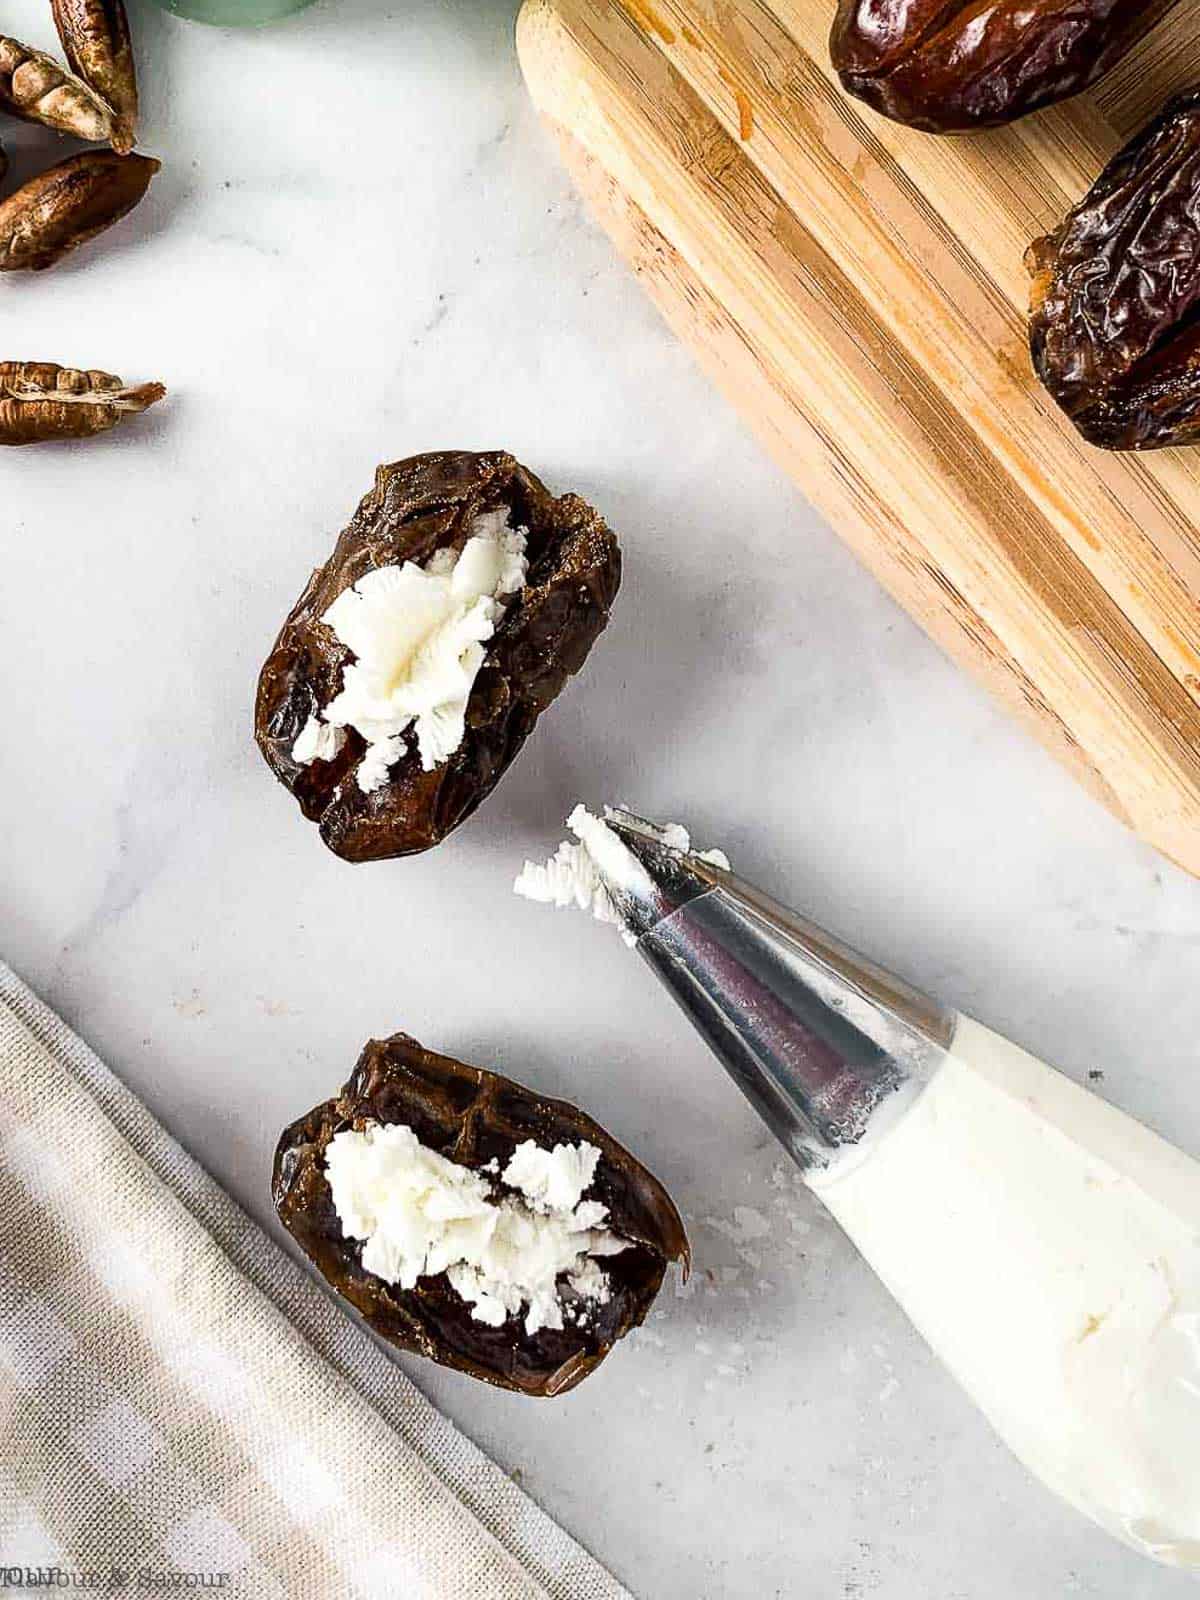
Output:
[0, 962, 630, 1600]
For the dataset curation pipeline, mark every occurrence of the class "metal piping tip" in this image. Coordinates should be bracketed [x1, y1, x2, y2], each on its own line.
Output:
[512, 803, 954, 1169]
[596, 807, 729, 940]
[603, 807, 730, 875]
[596, 808, 954, 1169]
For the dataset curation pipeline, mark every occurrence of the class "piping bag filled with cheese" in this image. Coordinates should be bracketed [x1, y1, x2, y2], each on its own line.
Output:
[516, 807, 1200, 1568]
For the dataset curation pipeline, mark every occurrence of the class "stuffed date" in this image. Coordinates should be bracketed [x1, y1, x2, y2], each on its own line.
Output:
[830, 0, 1168, 134]
[273, 1033, 689, 1396]
[255, 451, 621, 862]
[1029, 87, 1200, 450]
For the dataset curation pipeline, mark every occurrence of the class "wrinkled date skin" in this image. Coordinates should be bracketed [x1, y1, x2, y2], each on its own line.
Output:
[273, 1033, 689, 1396]
[831, 0, 1172, 133]
[1029, 88, 1200, 450]
[255, 451, 622, 862]
[0, 361, 164, 444]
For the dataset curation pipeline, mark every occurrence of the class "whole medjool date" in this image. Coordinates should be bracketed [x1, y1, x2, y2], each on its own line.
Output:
[831, 0, 1167, 134]
[1029, 87, 1200, 451]
[273, 1033, 689, 1396]
[254, 450, 621, 862]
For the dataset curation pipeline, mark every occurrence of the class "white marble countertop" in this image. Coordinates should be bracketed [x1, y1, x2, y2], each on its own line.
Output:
[3, 2, 1199, 1595]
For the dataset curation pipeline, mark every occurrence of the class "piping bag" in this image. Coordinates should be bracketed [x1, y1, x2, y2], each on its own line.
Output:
[517, 808, 1200, 1569]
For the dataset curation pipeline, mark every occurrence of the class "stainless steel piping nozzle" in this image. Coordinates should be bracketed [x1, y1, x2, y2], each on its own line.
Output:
[597, 809, 955, 1172]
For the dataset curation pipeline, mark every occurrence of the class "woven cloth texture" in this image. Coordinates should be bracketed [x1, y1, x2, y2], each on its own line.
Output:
[0, 961, 630, 1600]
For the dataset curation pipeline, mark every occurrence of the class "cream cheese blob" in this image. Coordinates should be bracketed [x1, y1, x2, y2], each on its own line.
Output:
[293, 508, 528, 793]
[514, 805, 647, 941]
[514, 804, 730, 945]
[324, 1122, 626, 1336]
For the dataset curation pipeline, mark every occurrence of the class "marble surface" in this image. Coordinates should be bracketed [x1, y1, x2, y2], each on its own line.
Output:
[3, 1, 1199, 1595]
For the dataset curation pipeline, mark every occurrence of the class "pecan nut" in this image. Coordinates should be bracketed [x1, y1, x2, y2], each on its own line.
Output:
[830, 0, 1167, 133]
[1029, 87, 1200, 450]
[0, 150, 158, 272]
[255, 450, 622, 862]
[273, 1032, 689, 1396]
[51, 0, 137, 154]
[0, 362, 164, 445]
[0, 34, 115, 144]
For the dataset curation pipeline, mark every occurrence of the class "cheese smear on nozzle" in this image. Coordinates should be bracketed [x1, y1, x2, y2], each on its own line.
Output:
[514, 804, 729, 945]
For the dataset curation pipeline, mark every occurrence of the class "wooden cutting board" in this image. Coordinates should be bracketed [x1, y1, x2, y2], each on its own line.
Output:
[517, 0, 1200, 877]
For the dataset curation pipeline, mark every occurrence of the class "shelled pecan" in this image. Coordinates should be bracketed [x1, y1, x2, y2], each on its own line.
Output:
[1029, 87, 1200, 450]
[0, 34, 114, 144]
[0, 150, 158, 272]
[0, 362, 164, 444]
[830, 0, 1169, 133]
[51, 0, 137, 154]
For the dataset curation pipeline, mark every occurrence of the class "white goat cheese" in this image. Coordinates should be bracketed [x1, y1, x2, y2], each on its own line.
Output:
[293, 508, 528, 794]
[514, 804, 729, 941]
[324, 1122, 623, 1336]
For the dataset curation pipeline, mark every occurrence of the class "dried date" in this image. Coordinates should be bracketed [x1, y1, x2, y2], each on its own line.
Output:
[1029, 88, 1200, 451]
[830, 0, 1168, 133]
[0, 362, 164, 445]
[255, 450, 622, 863]
[0, 150, 158, 272]
[0, 34, 114, 144]
[273, 1032, 689, 1396]
[51, 0, 138, 154]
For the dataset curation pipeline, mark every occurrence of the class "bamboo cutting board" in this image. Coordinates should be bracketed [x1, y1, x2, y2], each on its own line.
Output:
[517, 0, 1200, 877]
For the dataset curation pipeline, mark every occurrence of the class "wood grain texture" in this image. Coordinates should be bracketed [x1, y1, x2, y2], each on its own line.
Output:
[517, 0, 1200, 875]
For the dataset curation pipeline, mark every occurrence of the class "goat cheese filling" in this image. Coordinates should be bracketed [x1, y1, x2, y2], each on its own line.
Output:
[293, 508, 528, 793]
[324, 1122, 627, 1336]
